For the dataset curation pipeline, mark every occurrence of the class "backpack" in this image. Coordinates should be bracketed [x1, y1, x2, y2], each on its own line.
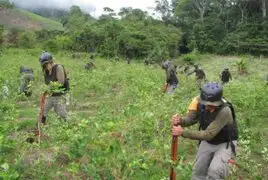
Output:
[198, 100, 238, 154]
[56, 64, 70, 92]
[221, 70, 230, 81]
[63, 66, 70, 92]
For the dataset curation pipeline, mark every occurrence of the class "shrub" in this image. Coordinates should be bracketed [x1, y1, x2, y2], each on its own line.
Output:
[43, 39, 58, 53]
[18, 31, 36, 48]
[183, 53, 198, 63]
[236, 58, 248, 75]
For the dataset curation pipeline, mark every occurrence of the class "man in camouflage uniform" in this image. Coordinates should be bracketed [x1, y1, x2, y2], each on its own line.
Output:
[188, 64, 206, 88]
[85, 53, 96, 70]
[162, 60, 179, 94]
[172, 82, 238, 180]
[19, 66, 34, 97]
[85, 62, 96, 70]
[219, 68, 232, 84]
[39, 52, 69, 124]
[126, 57, 131, 64]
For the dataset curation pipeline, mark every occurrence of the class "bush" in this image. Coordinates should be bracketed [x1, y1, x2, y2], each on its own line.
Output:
[0, 0, 14, 9]
[43, 39, 58, 53]
[18, 32, 37, 48]
[183, 53, 198, 63]
[6, 28, 20, 47]
[236, 58, 248, 75]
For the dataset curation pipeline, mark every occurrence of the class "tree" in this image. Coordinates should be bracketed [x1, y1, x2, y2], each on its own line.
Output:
[261, 0, 267, 18]
[103, 7, 117, 17]
[6, 28, 20, 47]
[193, 0, 209, 23]
[0, 0, 14, 9]
[18, 31, 36, 48]
[155, 0, 173, 23]
[70, 5, 83, 16]
[118, 7, 133, 18]
[237, 0, 249, 23]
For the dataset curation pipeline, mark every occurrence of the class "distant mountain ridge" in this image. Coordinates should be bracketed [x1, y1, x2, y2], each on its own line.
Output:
[24, 7, 68, 20]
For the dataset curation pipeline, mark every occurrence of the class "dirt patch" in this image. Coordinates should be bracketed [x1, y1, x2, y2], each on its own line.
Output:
[54, 171, 91, 180]
[75, 102, 99, 110]
[86, 92, 96, 97]
[69, 110, 96, 116]
[18, 117, 36, 121]
[0, 9, 41, 30]
[23, 148, 56, 165]
[56, 153, 70, 167]
[111, 84, 122, 93]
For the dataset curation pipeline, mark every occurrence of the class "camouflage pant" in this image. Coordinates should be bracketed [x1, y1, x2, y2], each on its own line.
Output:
[192, 140, 237, 180]
[196, 78, 206, 89]
[43, 96, 68, 119]
[19, 73, 34, 96]
[167, 84, 178, 94]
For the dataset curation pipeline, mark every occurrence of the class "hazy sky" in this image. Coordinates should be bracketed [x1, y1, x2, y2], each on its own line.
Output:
[10, 0, 157, 17]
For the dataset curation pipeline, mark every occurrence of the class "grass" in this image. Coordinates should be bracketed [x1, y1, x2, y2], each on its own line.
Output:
[0, 48, 268, 179]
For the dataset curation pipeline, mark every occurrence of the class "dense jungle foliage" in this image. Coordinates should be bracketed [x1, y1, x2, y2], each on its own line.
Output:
[1, 0, 268, 61]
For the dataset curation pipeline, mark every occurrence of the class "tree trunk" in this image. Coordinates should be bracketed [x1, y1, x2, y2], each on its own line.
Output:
[200, 10, 205, 23]
[240, 8, 244, 23]
[193, 0, 208, 23]
[238, 2, 247, 23]
[262, 0, 267, 18]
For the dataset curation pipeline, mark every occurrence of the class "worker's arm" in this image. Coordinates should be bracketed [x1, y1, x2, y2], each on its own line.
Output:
[187, 70, 195, 76]
[181, 111, 199, 127]
[180, 96, 199, 127]
[182, 107, 232, 141]
[56, 65, 65, 84]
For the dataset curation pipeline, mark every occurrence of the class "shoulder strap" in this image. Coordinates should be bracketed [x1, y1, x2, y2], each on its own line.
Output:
[55, 64, 67, 80]
[223, 101, 237, 155]
[222, 101, 236, 121]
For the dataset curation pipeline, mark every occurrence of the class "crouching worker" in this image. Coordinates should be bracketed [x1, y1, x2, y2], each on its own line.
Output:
[162, 60, 179, 94]
[19, 66, 34, 97]
[171, 82, 238, 180]
[39, 51, 69, 124]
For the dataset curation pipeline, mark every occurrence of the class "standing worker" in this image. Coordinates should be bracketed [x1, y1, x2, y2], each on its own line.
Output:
[171, 82, 238, 180]
[39, 51, 69, 124]
[126, 57, 131, 64]
[188, 64, 206, 88]
[219, 67, 232, 84]
[162, 60, 179, 94]
[19, 66, 34, 97]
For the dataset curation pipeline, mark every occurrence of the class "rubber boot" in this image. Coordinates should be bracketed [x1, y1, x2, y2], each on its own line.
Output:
[41, 116, 47, 125]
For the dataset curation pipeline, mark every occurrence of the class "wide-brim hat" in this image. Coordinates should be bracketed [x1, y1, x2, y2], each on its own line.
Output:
[197, 96, 224, 106]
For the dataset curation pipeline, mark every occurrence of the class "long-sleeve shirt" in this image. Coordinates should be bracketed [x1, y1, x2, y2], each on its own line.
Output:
[166, 67, 178, 85]
[56, 65, 65, 84]
[188, 68, 206, 79]
[180, 97, 233, 141]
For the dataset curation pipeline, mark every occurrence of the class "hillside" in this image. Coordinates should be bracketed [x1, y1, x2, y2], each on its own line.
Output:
[0, 8, 63, 30]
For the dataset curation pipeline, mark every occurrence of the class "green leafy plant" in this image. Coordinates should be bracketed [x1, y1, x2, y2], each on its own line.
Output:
[236, 59, 248, 75]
